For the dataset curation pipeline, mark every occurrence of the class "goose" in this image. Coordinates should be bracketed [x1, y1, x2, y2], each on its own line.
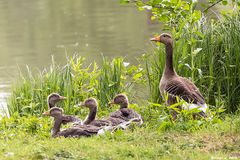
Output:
[150, 33, 208, 120]
[47, 93, 81, 124]
[47, 93, 66, 109]
[79, 97, 112, 127]
[108, 94, 143, 125]
[43, 107, 101, 138]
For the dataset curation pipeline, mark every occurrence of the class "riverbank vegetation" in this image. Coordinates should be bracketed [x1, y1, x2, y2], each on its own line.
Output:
[1, 1, 240, 159]
[1, 112, 240, 159]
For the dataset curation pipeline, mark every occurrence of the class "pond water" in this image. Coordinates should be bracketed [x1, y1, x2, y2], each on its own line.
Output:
[0, 0, 160, 113]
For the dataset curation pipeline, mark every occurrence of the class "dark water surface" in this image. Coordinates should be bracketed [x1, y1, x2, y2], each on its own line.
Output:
[0, 0, 159, 113]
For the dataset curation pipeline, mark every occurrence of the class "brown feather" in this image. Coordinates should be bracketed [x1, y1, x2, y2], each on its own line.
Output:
[161, 77, 205, 105]
[108, 94, 143, 125]
[61, 115, 81, 125]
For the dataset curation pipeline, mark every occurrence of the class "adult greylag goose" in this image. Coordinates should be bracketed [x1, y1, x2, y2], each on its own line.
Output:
[47, 93, 81, 124]
[150, 33, 208, 119]
[108, 94, 143, 125]
[43, 107, 101, 138]
[79, 98, 112, 127]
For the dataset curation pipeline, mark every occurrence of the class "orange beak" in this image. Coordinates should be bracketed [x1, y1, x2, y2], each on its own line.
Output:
[150, 35, 160, 42]
[42, 111, 50, 116]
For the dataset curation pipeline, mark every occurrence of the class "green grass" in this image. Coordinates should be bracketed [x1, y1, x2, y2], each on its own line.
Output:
[199, 14, 240, 112]
[0, 113, 240, 160]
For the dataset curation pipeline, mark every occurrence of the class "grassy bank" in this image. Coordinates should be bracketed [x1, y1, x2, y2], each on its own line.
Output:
[0, 114, 240, 159]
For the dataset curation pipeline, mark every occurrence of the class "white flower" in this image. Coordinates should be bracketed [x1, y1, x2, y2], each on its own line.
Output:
[142, 5, 152, 10]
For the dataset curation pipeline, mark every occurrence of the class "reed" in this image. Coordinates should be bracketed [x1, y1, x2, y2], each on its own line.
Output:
[199, 14, 240, 112]
[97, 57, 124, 108]
[141, 49, 163, 104]
[7, 55, 135, 116]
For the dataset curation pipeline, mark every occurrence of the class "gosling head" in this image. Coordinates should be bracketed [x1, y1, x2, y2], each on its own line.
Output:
[42, 107, 63, 119]
[108, 94, 129, 108]
[150, 33, 172, 45]
[47, 93, 66, 109]
[78, 98, 98, 109]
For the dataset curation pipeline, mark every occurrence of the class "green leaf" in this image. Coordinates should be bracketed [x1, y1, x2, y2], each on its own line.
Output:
[148, 102, 162, 107]
[158, 14, 169, 22]
[238, 0, 240, 6]
[152, 0, 163, 5]
[192, 10, 201, 22]
[195, 31, 204, 38]
[192, 48, 202, 56]
[217, 108, 226, 113]
[133, 73, 142, 80]
[222, 0, 228, 5]
[138, 7, 145, 11]
[119, 0, 129, 4]
[151, 16, 156, 21]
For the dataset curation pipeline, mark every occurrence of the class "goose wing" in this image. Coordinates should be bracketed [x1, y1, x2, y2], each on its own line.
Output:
[104, 117, 126, 126]
[120, 108, 143, 121]
[75, 124, 102, 133]
[62, 115, 81, 125]
[164, 77, 205, 104]
[56, 128, 92, 138]
[110, 110, 129, 121]
[90, 119, 112, 127]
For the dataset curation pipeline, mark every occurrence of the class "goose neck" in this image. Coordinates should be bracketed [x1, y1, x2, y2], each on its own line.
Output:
[164, 43, 175, 76]
[120, 103, 128, 109]
[52, 117, 62, 137]
[83, 106, 97, 125]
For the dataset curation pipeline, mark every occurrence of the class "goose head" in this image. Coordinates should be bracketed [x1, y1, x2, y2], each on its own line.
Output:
[43, 107, 63, 119]
[79, 98, 98, 109]
[78, 98, 98, 125]
[150, 33, 172, 45]
[108, 94, 129, 108]
[47, 93, 66, 108]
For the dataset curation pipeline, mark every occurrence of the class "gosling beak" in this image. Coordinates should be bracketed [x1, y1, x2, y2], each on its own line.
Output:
[42, 111, 50, 116]
[59, 96, 67, 100]
[108, 100, 115, 105]
[150, 35, 160, 42]
[78, 102, 84, 107]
